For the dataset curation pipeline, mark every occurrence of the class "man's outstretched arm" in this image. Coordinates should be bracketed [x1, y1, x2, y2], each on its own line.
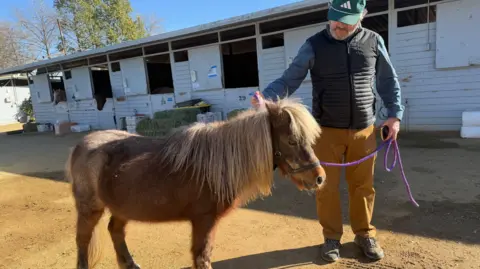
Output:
[262, 41, 315, 101]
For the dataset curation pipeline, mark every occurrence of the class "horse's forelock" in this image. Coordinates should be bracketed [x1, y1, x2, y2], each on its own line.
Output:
[272, 98, 321, 146]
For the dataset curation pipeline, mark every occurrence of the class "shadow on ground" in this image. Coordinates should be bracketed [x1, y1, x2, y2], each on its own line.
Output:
[182, 243, 398, 269]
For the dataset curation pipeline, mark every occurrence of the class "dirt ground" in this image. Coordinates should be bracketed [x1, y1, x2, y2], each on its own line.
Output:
[0, 131, 479, 269]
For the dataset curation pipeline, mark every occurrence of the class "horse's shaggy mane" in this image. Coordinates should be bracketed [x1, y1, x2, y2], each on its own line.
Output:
[158, 97, 321, 204]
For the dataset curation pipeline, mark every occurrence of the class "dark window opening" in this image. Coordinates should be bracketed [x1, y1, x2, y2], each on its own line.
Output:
[109, 48, 143, 61]
[174, 51, 189, 62]
[260, 9, 328, 34]
[365, 0, 388, 14]
[221, 38, 259, 88]
[28, 77, 33, 84]
[89, 55, 107, 65]
[111, 62, 121, 72]
[49, 73, 65, 91]
[144, 42, 169, 55]
[12, 79, 29, 87]
[64, 70, 72, 80]
[220, 25, 256, 42]
[397, 6, 436, 27]
[362, 14, 389, 50]
[145, 54, 174, 94]
[395, 0, 441, 9]
[262, 33, 284, 49]
[171, 33, 219, 50]
[90, 64, 113, 99]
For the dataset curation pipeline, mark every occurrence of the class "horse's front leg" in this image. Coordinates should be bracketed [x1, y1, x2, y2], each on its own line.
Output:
[191, 214, 218, 269]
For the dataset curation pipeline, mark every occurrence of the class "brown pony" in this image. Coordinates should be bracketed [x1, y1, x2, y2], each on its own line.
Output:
[66, 97, 326, 269]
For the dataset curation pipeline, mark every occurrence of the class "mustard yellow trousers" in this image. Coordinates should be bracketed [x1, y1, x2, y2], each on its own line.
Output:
[314, 124, 377, 240]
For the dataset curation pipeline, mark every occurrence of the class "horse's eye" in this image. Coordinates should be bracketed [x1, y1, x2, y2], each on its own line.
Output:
[288, 136, 297, 146]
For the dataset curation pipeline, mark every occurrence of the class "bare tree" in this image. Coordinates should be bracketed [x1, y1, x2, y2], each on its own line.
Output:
[0, 22, 33, 69]
[142, 14, 164, 36]
[15, 0, 59, 60]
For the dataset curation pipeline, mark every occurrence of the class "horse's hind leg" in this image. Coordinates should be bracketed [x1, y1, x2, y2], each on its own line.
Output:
[108, 215, 140, 269]
[76, 208, 104, 269]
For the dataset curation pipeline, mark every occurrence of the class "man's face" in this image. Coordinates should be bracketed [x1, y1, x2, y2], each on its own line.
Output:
[329, 20, 359, 40]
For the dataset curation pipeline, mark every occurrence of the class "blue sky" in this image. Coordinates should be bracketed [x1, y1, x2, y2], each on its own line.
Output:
[0, 0, 302, 32]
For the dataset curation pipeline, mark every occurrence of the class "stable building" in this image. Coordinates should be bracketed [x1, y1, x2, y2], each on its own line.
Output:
[0, 0, 479, 132]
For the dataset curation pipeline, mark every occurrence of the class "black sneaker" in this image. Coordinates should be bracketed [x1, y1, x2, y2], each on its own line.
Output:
[354, 235, 385, 260]
[321, 238, 341, 262]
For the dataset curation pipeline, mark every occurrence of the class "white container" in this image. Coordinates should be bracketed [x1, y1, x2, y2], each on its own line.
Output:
[126, 126, 137, 134]
[462, 111, 480, 127]
[460, 126, 480, 138]
[71, 124, 91, 133]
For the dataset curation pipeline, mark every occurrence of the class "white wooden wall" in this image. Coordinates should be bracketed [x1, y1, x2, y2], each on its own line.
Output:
[0, 86, 30, 124]
[392, 22, 480, 131]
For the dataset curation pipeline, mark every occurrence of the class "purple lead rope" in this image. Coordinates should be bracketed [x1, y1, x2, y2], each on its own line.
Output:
[319, 138, 420, 208]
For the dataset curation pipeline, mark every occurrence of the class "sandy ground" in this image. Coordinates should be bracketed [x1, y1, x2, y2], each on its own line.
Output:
[0, 131, 479, 269]
[0, 123, 23, 133]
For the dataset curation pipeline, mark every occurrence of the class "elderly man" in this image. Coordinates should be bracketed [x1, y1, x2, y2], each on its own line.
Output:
[251, 0, 404, 263]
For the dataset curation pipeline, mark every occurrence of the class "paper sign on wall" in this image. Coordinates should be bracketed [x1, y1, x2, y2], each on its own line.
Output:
[192, 82, 200, 90]
[208, 65, 217, 78]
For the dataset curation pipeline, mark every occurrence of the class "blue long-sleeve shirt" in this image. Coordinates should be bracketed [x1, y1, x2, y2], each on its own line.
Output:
[262, 34, 404, 121]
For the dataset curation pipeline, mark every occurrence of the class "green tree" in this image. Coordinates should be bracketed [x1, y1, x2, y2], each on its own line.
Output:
[54, 0, 153, 53]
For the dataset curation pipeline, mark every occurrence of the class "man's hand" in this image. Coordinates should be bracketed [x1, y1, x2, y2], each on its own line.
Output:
[382, 117, 400, 141]
[250, 91, 265, 109]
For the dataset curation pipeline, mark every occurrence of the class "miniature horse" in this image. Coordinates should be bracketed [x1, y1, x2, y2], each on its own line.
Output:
[66, 98, 326, 269]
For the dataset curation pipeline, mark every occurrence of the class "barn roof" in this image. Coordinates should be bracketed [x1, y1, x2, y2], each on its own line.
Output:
[0, 0, 329, 76]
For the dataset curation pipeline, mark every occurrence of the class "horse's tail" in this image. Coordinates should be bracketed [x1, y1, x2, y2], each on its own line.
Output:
[87, 216, 108, 268]
[66, 143, 108, 268]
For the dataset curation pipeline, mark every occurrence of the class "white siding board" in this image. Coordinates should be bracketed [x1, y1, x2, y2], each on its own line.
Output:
[224, 88, 257, 115]
[151, 93, 175, 113]
[126, 95, 152, 116]
[391, 21, 480, 131]
[191, 89, 225, 114]
[33, 103, 56, 124]
[69, 100, 98, 128]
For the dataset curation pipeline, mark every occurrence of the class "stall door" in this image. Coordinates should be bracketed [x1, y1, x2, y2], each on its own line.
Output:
[71, 67, 94, 100]
[32, 73, 52, 103]
[188, 45, 223, 91]
[120, 57, 148, 96]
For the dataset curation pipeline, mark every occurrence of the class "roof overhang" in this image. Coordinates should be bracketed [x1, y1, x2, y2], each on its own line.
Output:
[0, 0, 329, 76]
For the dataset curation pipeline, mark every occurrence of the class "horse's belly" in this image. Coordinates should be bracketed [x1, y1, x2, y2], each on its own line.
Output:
[108, 201, 188, 222]
[99, 180, 196, 221]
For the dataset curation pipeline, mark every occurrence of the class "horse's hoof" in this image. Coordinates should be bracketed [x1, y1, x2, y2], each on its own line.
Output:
[121, 262, 141, 269]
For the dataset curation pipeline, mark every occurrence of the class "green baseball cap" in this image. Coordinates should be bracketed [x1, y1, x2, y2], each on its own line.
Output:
[327, 0, 366, 25]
